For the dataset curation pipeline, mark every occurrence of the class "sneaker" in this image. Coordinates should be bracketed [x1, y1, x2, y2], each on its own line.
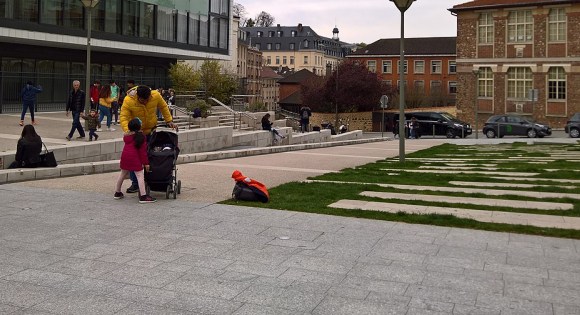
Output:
[108, 127, 116, 132]
[114, 192, 124, 199]
[66, 136, 71, 141]
[96, 128, 102, 132]
[126, 184, 139, 193]
[139, 195, 157, 204]
[19, 120, 23, 126]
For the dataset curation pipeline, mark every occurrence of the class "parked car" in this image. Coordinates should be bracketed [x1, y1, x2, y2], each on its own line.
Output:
[564, 113, 580, 138]
[397, 112, 472, 138]
[483, 115, 552, 138]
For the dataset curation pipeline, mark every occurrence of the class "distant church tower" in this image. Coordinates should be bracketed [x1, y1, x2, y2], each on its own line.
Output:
[332, 26, 339, 41]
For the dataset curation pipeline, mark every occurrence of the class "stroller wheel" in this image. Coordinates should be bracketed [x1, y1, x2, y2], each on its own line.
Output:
[166, 186, 171, 199]
[177, 180, 181, 194]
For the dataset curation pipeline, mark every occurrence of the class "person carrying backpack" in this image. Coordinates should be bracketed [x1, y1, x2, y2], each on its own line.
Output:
[299, 105, 312, 132]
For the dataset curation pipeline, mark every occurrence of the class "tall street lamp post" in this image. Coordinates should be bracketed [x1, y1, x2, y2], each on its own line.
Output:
[473, 68, 480, 139]
[390, 0, 415, 163]
[81, 0, 100, 118]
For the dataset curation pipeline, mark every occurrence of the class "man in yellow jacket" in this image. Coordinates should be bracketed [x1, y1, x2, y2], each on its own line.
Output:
[120, 85, 175, 193]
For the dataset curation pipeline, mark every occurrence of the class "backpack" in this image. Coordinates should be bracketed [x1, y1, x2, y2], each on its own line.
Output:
[232, 182, 260, 201]
[301, 109, 310, 119]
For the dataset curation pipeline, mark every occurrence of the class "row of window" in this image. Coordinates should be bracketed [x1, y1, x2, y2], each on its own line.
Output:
[256, 30, 298, 37]
[0, 0, 229, 49]
[384, 80, 457, 95]
[476, 67, 566, 100]
[478, 8, 566, 44]
[255, 41, 343, 57]
[367, 60, 457, 75]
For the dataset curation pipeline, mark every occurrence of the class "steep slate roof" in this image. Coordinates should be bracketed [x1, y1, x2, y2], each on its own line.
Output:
[349, 37, 456, 56]
[277, 69, 316, 84]
[450, 0, 575, 12]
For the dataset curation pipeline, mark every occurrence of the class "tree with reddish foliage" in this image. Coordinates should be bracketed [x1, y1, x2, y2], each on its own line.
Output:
[302, 60, 389, 113]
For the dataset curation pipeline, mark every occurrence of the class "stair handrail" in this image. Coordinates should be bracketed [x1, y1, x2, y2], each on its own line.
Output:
[168, 104, 195, 130]
[239, 112, 257, 131]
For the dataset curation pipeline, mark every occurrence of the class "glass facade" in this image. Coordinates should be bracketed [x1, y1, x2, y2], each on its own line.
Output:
[0, 0, 230, 112]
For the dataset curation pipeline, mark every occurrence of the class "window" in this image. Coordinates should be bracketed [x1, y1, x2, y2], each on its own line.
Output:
[277, 31, 283, 37]
[255, 43, 260, 50]
[268, 31, 275, 37]
[291, 30, 297, 37]
[157, 7, 176, 41]
[290, 56, 295, 65]
[257, 31, 263, 37]
[304, 56, 308, 64]
[275, 56, 280, 65]
[449, 61, 457, 74]
[176, 11, 187, 43]
[548, 8, 566, 42]
[431, 80, 442, 92]
[431, 61, 442, 74]
[266, 56, 271, 65]
[397, 60, 408, 74]
[266, 43, 272, 50]
[367, 60, 376, 73]
[289, 43, 295, 50]
[414, 80, 425, 92]
[548, 67, 566, 100]
[507, 67, 532, 99]
[283, 56, 287, 65]
[382, 61, 392, 73]
[508, 10, 533, 43]
[414, 60, 424, 74]
[275, 43, 281, 50]
[449, 81, 457, 94]
[303, 40, 309, 48]
[478, 13, 494, 44]
[382, 80, 392, 87]
[477, 67, 493, 98]
[41, 0, 84, 28]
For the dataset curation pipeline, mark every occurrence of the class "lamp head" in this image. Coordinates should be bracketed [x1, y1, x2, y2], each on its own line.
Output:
[80, 0, 100, 8]
[389, 0, 416, 12]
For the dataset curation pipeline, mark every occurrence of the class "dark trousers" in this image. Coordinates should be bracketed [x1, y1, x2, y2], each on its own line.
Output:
[111, 101, 119, 123]
[301, 119, 309, 132]
[21, 102, 35, 121]
[88, 129, 98, 140]
[68, 111, 85, 138]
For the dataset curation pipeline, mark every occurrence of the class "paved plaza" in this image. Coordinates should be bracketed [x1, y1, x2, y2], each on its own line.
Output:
[1, 113, 580, 314]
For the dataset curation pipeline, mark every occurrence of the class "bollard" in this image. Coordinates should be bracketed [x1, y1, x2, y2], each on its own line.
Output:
[432, 125, 435, 138]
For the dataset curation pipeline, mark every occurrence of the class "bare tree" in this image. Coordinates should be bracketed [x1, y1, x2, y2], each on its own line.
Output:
[255, 11, 275, 27]
[233, 2, 248, 26]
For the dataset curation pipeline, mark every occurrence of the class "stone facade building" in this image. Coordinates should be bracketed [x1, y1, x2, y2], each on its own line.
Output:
[450, 0, 580, 128]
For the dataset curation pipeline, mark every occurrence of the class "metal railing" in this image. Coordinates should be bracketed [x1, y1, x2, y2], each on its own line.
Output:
[208, 97, 257, 131]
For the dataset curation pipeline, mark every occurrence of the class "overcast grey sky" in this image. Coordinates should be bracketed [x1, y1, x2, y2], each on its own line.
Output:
[238, 0, 466, 44]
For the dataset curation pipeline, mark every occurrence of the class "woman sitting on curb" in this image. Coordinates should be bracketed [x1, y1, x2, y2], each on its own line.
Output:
[9, 124, 42, 169]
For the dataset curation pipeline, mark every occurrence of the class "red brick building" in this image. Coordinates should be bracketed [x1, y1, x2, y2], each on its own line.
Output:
[450, 0, 580, 128]
[347, 37, 458, 107]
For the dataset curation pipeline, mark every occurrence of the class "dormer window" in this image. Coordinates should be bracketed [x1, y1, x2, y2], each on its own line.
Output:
[268, 31, 275, 37]
[291, 30, 297, 37]
[303, 40, 309, 48]
[277, 31, 283, 37]
[257, 31, 263, 37]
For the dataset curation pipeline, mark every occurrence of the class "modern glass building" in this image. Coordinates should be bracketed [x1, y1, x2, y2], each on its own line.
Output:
[0, 0, 231, 112]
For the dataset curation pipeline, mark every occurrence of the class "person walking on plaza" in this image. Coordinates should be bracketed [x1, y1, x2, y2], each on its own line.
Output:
[110, 80, 120, 125]
[81, 109, 100, 141]
[65, 80, 86, 141]
[97, 84, 115, 132]
[299, 105, 311, 132]
[9, 124, 42, 169]
[20, 81, 42, 126]
[113, 118, 156, 203]
[89, 80, 101, 111]
[120, 85, 175, 193]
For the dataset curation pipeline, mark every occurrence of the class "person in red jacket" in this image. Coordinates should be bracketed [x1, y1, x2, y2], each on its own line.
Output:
[89, 80, 101, 111]
[113, 118, 156, 203]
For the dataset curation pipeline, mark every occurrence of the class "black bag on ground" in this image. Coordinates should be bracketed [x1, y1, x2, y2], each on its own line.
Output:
[39, 142, 57, 167]
[232, 182, 260, 201]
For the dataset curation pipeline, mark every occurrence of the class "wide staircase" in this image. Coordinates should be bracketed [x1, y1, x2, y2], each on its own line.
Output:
[168, 97, 256, 131]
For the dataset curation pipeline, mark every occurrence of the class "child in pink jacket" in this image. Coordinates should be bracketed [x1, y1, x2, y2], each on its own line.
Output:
[113, 118, 156, 203]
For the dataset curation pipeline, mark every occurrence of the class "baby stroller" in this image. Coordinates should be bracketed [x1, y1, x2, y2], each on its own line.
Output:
[144, 128, 181, 199]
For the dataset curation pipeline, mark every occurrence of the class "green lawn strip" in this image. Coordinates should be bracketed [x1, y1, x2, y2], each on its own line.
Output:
[220, 182, 580, 239]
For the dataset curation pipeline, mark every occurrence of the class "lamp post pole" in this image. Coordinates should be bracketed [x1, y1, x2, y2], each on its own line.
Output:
[473, 68, 480, 139]
[81, 0, 100, 118]
[390, 0, 415, 163]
